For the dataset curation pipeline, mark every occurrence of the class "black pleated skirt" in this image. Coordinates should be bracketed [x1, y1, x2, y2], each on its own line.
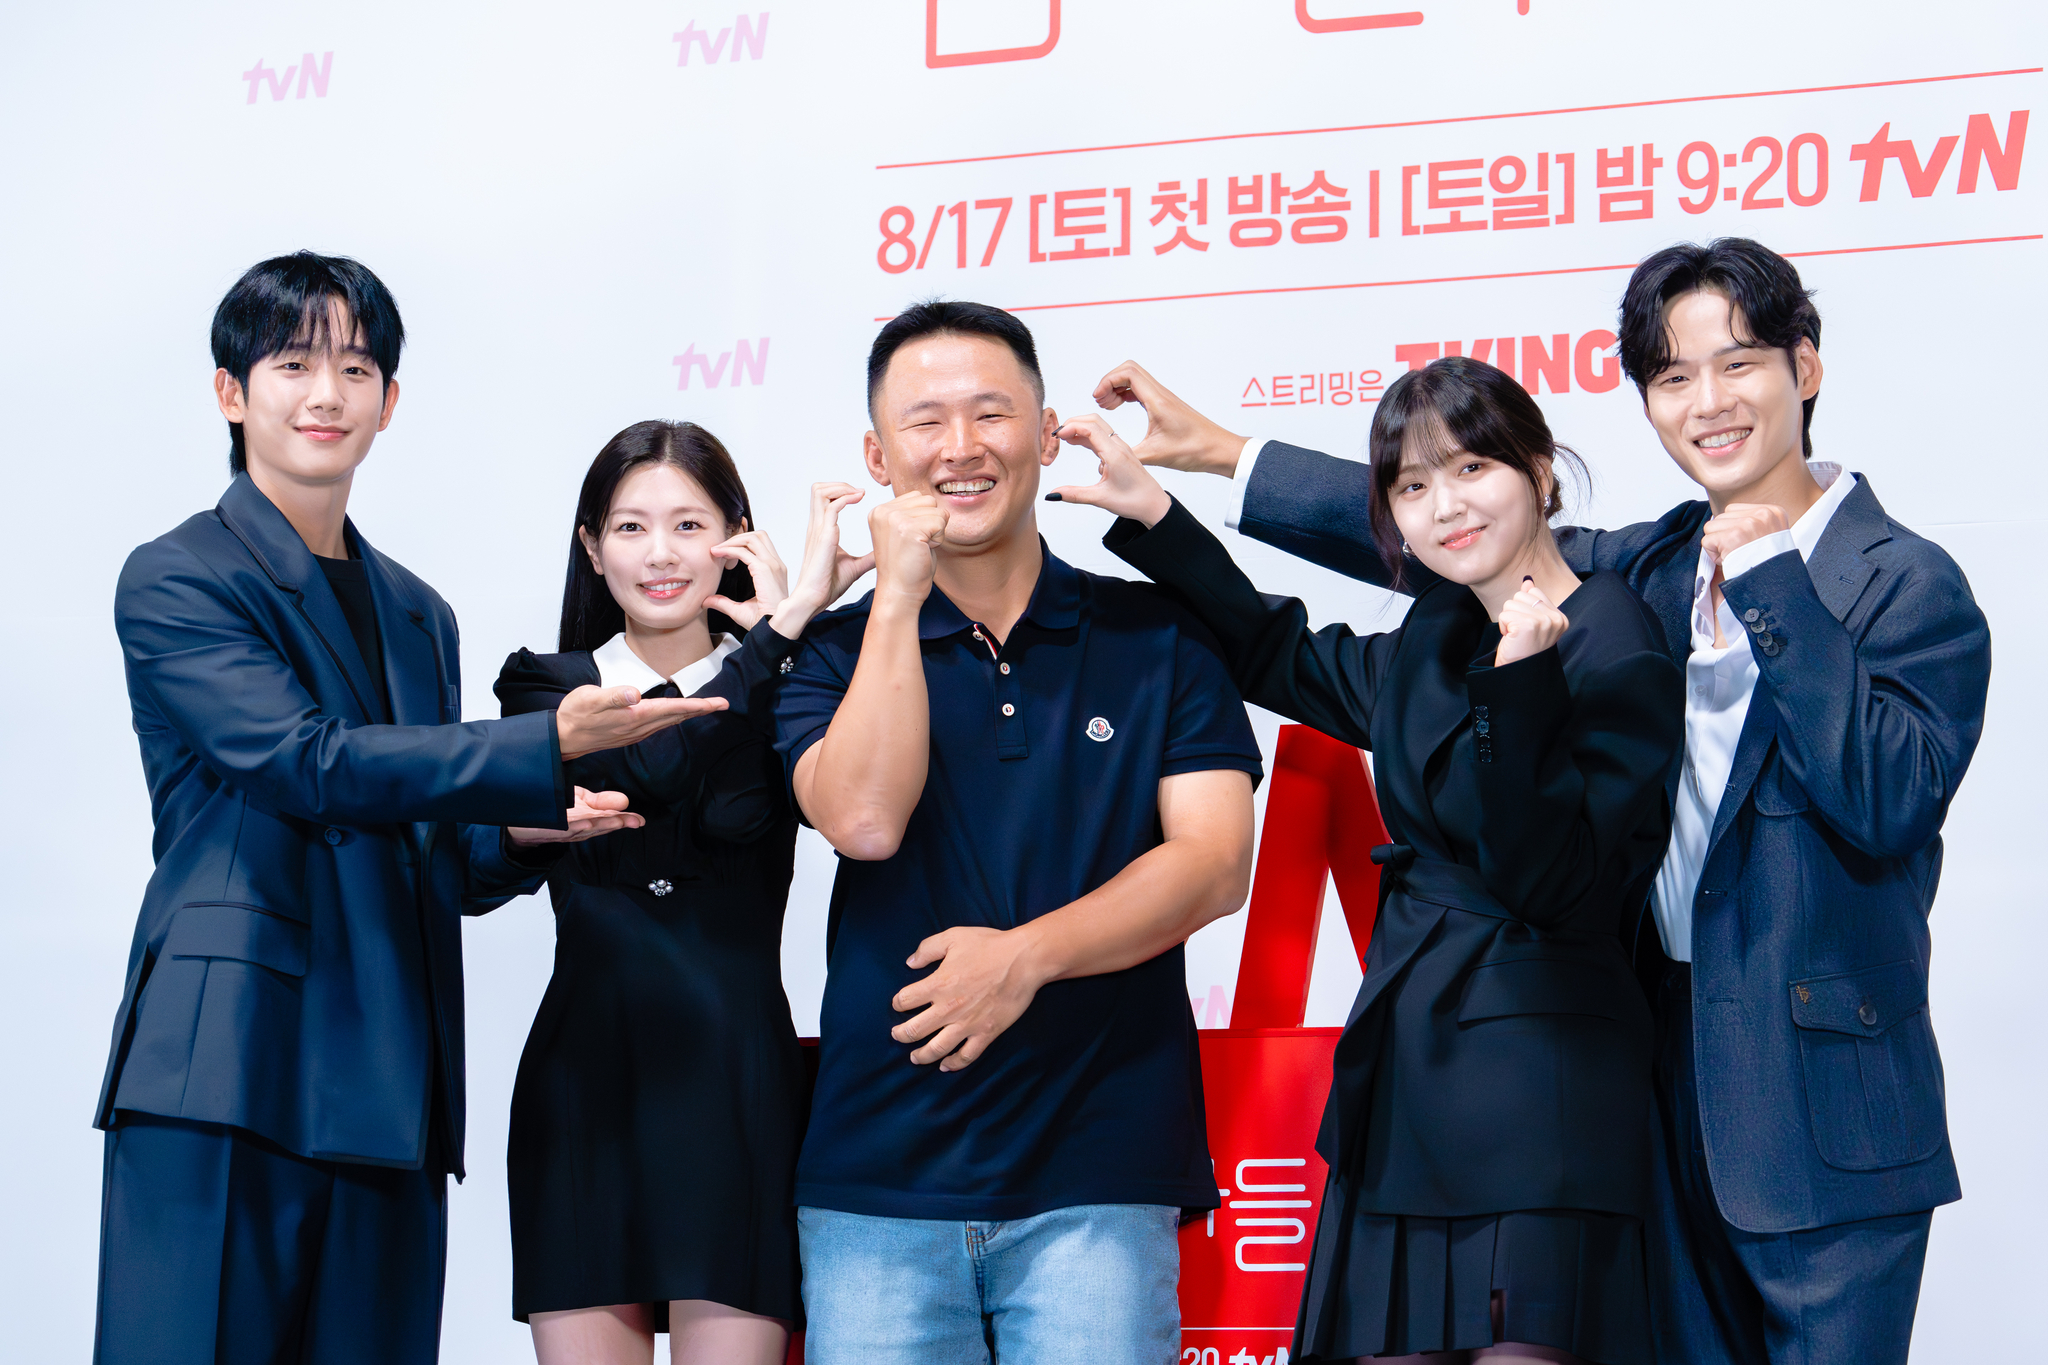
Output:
[1295, 1173, 1652, 1364]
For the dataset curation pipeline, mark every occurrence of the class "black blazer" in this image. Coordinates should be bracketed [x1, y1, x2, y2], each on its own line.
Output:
[492, 621, 802, 878]
[101, 475, 561, 1173]
[1108, 500, 1682, 1219]
[1239, 443, 1990, 1232]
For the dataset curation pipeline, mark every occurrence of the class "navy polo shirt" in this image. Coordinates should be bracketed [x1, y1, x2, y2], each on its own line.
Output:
[775, 543, 1263, 1220]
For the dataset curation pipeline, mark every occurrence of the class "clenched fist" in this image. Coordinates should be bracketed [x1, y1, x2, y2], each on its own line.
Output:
[1494, 577, 1569, 667]
[868, 492, 949, 606]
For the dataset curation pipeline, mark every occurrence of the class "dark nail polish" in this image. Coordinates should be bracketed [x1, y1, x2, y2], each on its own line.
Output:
[1044, 492, 1063, 502]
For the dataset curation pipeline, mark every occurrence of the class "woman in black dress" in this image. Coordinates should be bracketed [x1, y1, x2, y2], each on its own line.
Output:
[493, 420, 870, 1365]
[1053, 358, 1683, 1365]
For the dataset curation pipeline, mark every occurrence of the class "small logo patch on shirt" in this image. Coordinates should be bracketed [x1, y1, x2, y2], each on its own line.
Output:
[1086, 717, 1114, 742]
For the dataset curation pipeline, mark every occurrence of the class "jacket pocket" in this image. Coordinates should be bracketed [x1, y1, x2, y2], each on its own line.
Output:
[1789, 960, 1946, 1170]
[164, 902, 310, 978]
[1458, 958, 1636, 1024]
[1751, 759, 1811, 816]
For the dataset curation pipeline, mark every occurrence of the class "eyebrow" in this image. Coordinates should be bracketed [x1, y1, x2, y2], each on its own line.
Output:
[899, 391, 1017, 418]
[607, 503, 718, 519]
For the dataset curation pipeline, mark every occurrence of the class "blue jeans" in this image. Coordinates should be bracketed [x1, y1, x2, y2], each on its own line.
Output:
[797, 1203, 1181, 1365]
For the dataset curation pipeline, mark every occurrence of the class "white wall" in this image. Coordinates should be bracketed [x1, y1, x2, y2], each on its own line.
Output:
[1, 2, 2039, 1358]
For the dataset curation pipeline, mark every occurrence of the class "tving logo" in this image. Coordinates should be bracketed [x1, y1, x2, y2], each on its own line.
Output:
[674, 13, 769, 65]
[241, 53, 333, 103]
[673, 339, 769, 390]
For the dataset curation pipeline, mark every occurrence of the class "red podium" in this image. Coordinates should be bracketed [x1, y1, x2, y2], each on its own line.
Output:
[1176, 725, 1388, 1365]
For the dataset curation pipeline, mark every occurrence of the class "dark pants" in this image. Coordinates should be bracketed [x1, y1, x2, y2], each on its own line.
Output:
[94, 1112, 448, 1365]
[1649, 965, 1932, 1365]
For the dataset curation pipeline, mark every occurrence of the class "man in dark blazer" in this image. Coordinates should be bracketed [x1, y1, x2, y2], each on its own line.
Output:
[96, 252, 719, 1365]
[1081, 239, 1991, 1365]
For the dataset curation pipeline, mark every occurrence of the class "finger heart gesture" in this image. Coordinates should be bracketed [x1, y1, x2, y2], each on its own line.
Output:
[1046, 414, 1173, 528]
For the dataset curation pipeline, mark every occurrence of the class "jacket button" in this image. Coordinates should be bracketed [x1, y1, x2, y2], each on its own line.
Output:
[1755, 632, 1775, 648]
[324, 828, 344, 846]
[1858, 1001, 1879, 1027]
[1743, 608, 1761, 623]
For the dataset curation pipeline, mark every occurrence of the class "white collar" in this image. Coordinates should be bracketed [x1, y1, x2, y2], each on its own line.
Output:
[591, 632, 740, 695]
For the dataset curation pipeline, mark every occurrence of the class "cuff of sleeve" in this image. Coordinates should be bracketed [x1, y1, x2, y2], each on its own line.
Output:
[500, 828, 566, 871]
[1104, 493, 1198, 556]
[547, 709, 571, 821]
[1222, 438, 1269, 531]
[1464, 646, 1571, 761]
[750, 616, 802, 666]
[1723, 529, 1797, 582]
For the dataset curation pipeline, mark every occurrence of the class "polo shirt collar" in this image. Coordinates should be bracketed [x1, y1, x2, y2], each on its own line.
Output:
[916, 538, 1081, 640]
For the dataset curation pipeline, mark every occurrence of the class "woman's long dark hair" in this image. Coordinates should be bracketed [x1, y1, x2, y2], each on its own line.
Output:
[558, 420, 756, 653]
[1366, 355, 1587, 587]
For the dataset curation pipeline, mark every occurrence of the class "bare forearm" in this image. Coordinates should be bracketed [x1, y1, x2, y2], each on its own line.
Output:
[1018, 834, 1252, 984]
[799, 597, 930, 858]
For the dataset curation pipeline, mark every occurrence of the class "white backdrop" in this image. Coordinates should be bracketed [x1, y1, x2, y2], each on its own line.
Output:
[1, 2, 2040, 1359]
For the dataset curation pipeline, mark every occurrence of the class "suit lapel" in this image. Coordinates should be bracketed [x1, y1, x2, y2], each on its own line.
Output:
[1371, 582, 1486, 855]
[1701, 476, 1890, 853]
[1804, 476, 1890, 625]
[354, 525, 442, 727]
[216, 476, 381, 724]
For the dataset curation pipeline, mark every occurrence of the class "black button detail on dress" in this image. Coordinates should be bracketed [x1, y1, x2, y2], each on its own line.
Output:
[1474, 720, 1491, 736]
[648, 879, 673, 897]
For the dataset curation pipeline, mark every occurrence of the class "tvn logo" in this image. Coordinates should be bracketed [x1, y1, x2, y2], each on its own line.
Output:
[241, 53, 332, 103]
[673, 339, 769, 391]
[674, 13, 768, 66]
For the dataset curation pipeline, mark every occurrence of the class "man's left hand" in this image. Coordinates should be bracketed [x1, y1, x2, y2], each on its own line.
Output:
[508, 787, 647, 845]
[890, 925, 1051, 1072]
[1701, 502, 1791, 565]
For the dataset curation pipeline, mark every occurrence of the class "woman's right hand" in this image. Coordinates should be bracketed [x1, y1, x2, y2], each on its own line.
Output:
[1494, 578, 1569, 668]
[772, 482, 876, 638]
[1048, 415, 1174, 527]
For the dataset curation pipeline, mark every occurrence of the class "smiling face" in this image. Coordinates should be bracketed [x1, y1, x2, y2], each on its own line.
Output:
[1642, 288, 1822, 505]
[220, 298, 399, 490]
[579, 461, 739, 634]
[863, 331, 1058, 554]
[1390, 433, 1555, 589]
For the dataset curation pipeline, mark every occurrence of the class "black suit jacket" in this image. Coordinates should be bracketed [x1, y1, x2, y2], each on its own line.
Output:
[100, 475, 561, 1173]
[1240, 442, 1990, 1231]
[1108, 500, 1682, 1219]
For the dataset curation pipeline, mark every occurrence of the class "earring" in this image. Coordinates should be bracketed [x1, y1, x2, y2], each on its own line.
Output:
[1400, 540, 1415, 557]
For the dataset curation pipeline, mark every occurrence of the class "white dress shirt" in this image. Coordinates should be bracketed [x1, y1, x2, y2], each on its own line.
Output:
[1650, 463, 1856, 961]
[1223, 438, 1274, 530]
[592, 632, 739, 695]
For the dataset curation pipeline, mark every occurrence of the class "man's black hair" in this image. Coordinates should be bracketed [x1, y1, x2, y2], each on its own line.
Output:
[866, 299, 1043, 421]
[210, 251, 405, 473]
[1618, 237, 1821, 457]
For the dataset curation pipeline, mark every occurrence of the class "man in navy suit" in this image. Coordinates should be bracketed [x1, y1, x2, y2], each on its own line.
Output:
[95, 252, 720, 1364]
[1080, 238, 1990, 1365]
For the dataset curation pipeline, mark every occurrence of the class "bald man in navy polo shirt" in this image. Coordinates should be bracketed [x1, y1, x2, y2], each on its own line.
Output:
[776, 301, 1262, 1364]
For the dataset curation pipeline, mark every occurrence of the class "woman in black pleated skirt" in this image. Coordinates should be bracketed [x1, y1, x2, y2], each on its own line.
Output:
[1058, 356, 1684, 1364]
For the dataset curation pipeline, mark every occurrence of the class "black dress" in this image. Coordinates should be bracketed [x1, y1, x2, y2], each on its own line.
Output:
[492, 622, 807, 1326]
[1108, 502, 1682, 1365]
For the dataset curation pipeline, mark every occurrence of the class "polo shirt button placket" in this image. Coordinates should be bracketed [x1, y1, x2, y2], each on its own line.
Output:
[977, 623, 1030, 761]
